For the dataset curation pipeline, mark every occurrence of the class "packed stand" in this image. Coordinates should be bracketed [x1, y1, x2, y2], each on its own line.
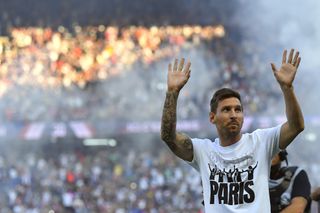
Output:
[0, 142, 203, 213]
[0, 25, 282, 123]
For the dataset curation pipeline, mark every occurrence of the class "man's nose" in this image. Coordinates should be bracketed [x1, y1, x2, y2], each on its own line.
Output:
[229, 110, 237, 118]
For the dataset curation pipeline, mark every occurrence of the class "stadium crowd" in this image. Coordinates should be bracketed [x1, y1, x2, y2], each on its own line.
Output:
[0, 142, 203, 213]
[1, 138, 319, 213]
[0, 25, 281, 123]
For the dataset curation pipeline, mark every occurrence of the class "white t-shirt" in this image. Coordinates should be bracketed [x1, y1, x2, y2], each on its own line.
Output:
[188, 125, 282, 213]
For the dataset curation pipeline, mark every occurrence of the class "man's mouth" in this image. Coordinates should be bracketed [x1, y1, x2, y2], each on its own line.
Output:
[228, 122, 238, 126]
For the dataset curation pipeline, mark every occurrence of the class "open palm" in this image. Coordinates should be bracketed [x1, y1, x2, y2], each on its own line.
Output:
[167, 58, 191, 92]
[271, 49, 301, 87]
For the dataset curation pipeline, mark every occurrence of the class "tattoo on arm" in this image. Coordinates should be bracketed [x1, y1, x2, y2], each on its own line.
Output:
[160, 91, 179, 144]
[161, 92, 193, 160]
[179, 136, 192, 151]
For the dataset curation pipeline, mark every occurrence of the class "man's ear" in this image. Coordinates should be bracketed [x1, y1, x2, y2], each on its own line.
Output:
[209, 112, 216, 124]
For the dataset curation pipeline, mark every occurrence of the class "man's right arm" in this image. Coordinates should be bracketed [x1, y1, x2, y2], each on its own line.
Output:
[160, 91, 193, 161]
[160, 58, 193, 162]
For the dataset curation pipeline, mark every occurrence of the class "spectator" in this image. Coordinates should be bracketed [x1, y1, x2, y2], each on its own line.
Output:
[269, 150, 311, 213]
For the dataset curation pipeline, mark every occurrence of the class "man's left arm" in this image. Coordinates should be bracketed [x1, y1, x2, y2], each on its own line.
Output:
[271, 49, 304, 149]
[280, 170, 311, 213]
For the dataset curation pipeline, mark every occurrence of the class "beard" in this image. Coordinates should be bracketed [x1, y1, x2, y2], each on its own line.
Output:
[226, 122, 242, 134]
[228, 128, 241, 136]
[216, 120, 243, 141]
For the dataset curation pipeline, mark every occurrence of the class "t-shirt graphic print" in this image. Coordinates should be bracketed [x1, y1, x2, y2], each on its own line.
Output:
[208, 162, 258, 205]
[188, 125, 281, 213]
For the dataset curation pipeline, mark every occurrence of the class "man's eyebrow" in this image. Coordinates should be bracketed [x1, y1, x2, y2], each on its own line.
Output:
[221, 104, 242, 108]
[221, 106, 230, 110]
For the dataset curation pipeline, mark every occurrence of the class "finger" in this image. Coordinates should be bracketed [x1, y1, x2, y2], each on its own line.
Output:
[296, 57, 301, 69]
[282, 50, 287, 64]
[184, 61, 191, 73]
[186, 69, 191, 77]
[178, 58, 185, 71]
[168, 63, 172, 72]
[173, 59, 178, 71]
[293, 51, 299, 66]
[287, 49, 294, 64]
[270, 63, 278, 73]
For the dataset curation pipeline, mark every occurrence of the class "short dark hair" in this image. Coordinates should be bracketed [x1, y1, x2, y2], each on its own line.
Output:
[210, 88, 242, 112]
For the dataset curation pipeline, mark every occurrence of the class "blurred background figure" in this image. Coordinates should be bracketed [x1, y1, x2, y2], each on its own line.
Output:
[269, 150, 311, 213]
[311, 187, 320, 213]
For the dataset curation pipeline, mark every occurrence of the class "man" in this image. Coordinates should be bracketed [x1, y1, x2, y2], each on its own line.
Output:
[269, 150, 311, 213]
[160, 49, 304, 212]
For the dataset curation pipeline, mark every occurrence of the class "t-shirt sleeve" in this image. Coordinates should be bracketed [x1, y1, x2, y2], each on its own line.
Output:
[291, 170, 311, 200]
[186, 138, 205, 172]
[254, 124, 282, 160]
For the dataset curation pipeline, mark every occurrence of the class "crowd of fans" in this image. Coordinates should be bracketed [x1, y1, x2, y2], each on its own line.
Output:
[0, 25, 282, 123]
[0, 136, 319, 213]
[0, 141, 203, 213]
[0, 25, 223, 89]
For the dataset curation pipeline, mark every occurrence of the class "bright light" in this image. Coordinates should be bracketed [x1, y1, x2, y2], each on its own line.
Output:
[305, 132, 317, 142]
[83, 138, 117, 146]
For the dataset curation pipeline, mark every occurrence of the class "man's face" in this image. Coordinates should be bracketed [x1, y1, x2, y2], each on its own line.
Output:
[210, 97, 244, 137]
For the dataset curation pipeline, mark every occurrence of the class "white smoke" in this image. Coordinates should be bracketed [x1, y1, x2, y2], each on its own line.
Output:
[235, 0, 320, 187]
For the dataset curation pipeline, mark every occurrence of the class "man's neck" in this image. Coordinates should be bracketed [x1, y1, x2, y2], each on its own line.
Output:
[219, 133, 242, 147]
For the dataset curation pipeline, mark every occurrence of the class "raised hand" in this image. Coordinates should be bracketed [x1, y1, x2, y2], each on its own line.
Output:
[271, 49, 301, 88]
[167, 58, 191, 92]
